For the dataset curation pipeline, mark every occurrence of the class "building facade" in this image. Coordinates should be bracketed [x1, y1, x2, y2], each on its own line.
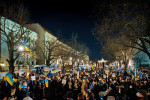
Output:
[26, 23, 89, 69]
[0, 17, 89, 71]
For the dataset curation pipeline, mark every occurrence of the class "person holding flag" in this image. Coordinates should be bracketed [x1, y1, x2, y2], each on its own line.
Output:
[19, 81, 30, 100]
[44, 77, 49, 98]
[1, 72, 13, 99]
[3, 72, 14, 86]
[45, 78, 48, 88]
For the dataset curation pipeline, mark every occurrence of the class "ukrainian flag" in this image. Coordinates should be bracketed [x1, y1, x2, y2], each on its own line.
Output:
[52, 68, 56, 72]
[66, 69, 70, 75]
[85, 78, 89, 83]
[24, 41, 32, 54]
[4, 72, 13, 86]
[19, 84, 27, 90]
[45, 79, 48, 88]
[24, 41, 38, 58]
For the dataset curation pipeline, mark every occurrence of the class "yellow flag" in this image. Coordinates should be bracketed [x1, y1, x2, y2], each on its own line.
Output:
[24, 46, 32, 54]
[91, 64, 94, 71]
[13, 78, 17, 82]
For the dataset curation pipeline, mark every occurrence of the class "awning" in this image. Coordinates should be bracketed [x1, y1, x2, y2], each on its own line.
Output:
[34, 65, 47, 68]
[50, 65, 58, 68]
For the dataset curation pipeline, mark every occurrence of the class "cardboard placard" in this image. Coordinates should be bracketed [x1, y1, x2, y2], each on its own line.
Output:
[112, 73, 116, 77]
[103, 75, 106, 79]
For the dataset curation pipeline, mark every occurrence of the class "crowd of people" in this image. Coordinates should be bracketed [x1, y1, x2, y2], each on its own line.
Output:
[0, 68, 150, 100]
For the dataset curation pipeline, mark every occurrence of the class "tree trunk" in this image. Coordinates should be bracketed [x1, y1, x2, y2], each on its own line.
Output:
[9, 61, 15, 74]
[7, 45, 15, 74]
[147, 53, 150, 60]
[46, 60, 50, 66]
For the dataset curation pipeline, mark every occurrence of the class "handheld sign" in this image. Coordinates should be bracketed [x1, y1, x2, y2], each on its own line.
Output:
[103, 74, 106, 79]
[112, 73, 116, 78]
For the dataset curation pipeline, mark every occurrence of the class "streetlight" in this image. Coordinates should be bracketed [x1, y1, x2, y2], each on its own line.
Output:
[18, 45, 24, 52]
[0, 63, 5, 71]
[70, 57, 72, 61]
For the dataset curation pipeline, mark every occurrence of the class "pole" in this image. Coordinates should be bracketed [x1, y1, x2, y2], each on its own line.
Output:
[0, 16, 1, 63]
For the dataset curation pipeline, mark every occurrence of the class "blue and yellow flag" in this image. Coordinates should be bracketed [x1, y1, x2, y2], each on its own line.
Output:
[19, 84, 27, 90]
[4, 72, 13, 86]
[85, 78, 89, 83]
[24, 42, 38, 58]
[52, 68, 56, 72]
[45, 79, 48, 88]
[66, 69, 70, 75]
[24, 42, 32, 54]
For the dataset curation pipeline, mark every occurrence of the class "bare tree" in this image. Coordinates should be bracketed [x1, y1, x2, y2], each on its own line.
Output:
[38, 39, 63, 66]
[0, 2, 31, 73]
[102, 37, 134, 69]
[133, 52, 145, 68]
[93, 0, 150, 60]
[66, 33, 89, 66]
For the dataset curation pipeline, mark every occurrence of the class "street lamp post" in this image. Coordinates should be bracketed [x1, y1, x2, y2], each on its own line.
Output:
[70, 57, 72, 65]
[18, 45, 24, 52]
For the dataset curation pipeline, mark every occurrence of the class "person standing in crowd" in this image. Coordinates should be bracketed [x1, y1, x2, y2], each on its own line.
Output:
[0, 67, 149, 100]
[19, 81, 30, 100]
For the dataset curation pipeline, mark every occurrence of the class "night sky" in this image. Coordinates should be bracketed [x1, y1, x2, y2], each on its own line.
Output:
[7, 0, 102, 60]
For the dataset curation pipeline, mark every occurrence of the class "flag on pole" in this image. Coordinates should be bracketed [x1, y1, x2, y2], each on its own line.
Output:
[4, 72, 13, 86]
[45, 79, 48, 88]
[24, 41, 38, 58]
[24, 41, 32, 54]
